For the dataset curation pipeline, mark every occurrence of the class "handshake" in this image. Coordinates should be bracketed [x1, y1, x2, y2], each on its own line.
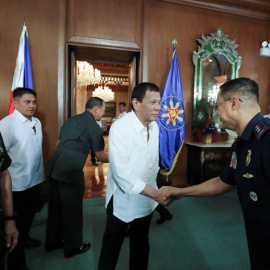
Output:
[157, 186, 183, 206]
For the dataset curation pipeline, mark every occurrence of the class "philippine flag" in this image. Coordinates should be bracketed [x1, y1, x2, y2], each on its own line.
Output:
[8, 24, 33, 115]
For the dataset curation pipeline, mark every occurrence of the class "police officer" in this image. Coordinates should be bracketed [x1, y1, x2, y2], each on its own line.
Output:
[165, 78, 270, 269]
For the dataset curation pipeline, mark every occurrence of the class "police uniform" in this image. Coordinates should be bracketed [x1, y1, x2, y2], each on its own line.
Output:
[220, 113, 270, 269]
[0, 132, 12, 270]
[45, 111, 104, 255]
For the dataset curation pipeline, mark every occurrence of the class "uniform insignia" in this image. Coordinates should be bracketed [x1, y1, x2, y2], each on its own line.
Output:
[245, 150, 251, 167]
[230, 151, 237, 169]
[243, 173, 254, 179]
[250, 191, 258, 201]
[254, 121, 269, 140]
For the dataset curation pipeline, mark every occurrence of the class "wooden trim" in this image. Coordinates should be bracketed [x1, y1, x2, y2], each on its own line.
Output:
[142, 2, 150, 82]
[214, 0, 270, 11]
[68, 0, 143, 50]
[68, 36, 141, 51]
[67, 0, 75, 42]
[58, 0, 67, 131]
[158, 0, 270, 21]
[135, 0, 143, 52]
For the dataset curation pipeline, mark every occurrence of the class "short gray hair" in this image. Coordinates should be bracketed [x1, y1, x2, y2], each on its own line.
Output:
[85, 97, 104, 109]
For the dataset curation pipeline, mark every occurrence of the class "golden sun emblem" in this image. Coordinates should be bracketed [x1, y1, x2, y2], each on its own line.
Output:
[162, 100, 184, 126]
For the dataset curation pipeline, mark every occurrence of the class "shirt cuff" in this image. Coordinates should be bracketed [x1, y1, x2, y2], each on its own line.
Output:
[125, 178, 146, 195]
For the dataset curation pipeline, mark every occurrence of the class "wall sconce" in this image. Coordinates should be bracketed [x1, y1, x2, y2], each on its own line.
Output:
[260, 41, 270, 57]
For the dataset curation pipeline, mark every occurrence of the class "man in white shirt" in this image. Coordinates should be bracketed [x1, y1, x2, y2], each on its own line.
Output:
[98, 82, 171, 270]
[0, 88, 45, 270]
[118, 101, 127, 119]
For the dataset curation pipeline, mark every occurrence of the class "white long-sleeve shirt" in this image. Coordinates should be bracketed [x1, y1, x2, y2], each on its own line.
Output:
[106, 110, 159, 222]
[0, 109, 45, 191]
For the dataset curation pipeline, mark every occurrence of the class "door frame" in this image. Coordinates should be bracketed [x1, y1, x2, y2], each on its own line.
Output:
[66, 44, 141, 119]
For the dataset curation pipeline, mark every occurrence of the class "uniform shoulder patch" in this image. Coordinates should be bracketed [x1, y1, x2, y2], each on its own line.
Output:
[254, 121, 270, 140]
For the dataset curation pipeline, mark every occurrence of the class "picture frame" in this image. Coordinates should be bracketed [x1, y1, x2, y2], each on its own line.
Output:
[104, 102, 116, 117]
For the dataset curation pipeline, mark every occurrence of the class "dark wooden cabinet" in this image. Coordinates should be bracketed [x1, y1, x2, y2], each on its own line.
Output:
[186, 142, 231, 185]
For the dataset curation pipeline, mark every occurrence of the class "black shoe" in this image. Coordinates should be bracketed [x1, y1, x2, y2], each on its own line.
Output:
[92, 162, 98, 166]
[64, 242, 91, 258]
[156, 213, 173, 224]
[24, 238, 42, 248]
[45, 240, 64, 252]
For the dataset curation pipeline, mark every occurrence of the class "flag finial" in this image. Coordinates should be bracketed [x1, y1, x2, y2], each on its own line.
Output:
[172, 39, 177, 46]
[24, 16, 26, 26]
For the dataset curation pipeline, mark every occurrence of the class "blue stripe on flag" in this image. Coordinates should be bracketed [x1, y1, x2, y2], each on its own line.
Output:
[23, 31, 33, 89]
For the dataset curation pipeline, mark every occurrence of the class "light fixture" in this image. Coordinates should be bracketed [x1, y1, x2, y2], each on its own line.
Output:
[77, 61, 101, 86]
[92, 85, 114, 102]
[260, 41, 270, 57]
[101, 76, 129, 85]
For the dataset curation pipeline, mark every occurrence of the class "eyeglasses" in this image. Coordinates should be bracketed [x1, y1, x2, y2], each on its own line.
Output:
[214, 97, 243, 110]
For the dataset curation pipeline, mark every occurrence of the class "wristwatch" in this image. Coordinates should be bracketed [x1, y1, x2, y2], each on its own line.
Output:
[2, 213, 17, 222]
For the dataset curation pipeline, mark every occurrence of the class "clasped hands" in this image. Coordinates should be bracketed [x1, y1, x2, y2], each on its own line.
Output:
[157, 186, 182, 206]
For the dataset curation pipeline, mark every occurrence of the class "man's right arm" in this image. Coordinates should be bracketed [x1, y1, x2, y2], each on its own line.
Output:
[95, 151, 109, 163]
[141, 184, 172, 206]
[164, 177, 233, 199]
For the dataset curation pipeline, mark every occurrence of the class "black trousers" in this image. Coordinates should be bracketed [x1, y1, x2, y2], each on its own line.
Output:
[45, 179, 85, 254]
[245, 218, 270, 270]
[98, 198, 153, 270]
[7, 184, 40, 270]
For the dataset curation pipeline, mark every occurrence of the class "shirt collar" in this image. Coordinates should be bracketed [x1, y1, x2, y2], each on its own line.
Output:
[131, 110, 153, 133]
[240, 112, 264, 141]
[13, 109, 35, 124]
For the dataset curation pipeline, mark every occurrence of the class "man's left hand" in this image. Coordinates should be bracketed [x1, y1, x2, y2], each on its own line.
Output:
[5, 220, 19, 252]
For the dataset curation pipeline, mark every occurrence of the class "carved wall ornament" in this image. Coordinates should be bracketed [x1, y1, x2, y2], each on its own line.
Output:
[193, 28, 242, 72]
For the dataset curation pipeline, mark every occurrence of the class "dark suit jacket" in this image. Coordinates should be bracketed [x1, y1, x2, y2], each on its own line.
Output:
[46, 111, 104, 186]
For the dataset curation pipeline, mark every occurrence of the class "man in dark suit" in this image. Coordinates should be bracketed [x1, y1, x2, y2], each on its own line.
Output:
[45, 97, 108, 259]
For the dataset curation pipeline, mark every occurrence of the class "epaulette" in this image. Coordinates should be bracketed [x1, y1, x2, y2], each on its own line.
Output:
[254, 121, 270, 140]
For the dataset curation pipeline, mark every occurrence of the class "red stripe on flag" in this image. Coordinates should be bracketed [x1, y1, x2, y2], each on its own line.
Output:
[8, 91, 15, 115]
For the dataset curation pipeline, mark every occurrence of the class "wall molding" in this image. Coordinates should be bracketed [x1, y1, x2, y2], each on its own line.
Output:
[159, 0, 270, 21]
[214, 0, 270, 12]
